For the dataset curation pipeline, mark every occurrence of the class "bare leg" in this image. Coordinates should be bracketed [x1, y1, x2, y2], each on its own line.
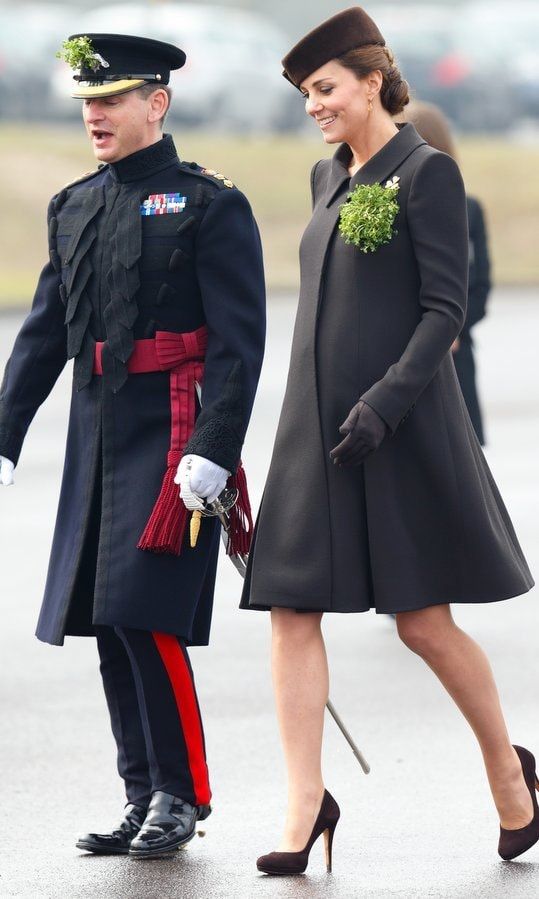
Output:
[271, 607, 328, 851]
[396, 604, 533, 829]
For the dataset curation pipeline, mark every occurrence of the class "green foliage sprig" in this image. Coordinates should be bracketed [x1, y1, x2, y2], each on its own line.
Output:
[56, 36, 101, 72]
[338, 176, 400, 253]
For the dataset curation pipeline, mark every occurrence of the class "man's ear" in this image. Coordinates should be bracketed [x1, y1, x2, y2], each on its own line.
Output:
[148, 88, 169, 123]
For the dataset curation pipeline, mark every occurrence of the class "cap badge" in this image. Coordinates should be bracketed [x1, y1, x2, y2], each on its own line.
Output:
[93, 53, 110, 69]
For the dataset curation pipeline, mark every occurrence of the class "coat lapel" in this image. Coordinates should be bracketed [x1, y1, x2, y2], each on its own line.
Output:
[303, 126, 426, 314]
[353, 122, 426, 188]
[325, 122, 426, 206]
[302, 124, 427, 315]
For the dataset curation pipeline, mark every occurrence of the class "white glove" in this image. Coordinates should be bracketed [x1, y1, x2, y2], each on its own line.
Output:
[0, 456, 15, 486]
[174, 454, 230, 510]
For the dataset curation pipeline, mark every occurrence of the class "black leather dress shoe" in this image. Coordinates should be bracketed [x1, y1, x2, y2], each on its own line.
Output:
[76, 803, 147, 855]
[129, 791, 211, 858]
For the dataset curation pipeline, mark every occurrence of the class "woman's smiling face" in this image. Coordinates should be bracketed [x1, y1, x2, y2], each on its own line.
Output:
[300, 60, 373, 145]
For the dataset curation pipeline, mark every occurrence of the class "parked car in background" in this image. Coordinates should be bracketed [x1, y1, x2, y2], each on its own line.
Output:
[49, 2, 298, 131]
[373, 3, 516, 132]
[0, 3, 78, 119]
[455, 1, 539, 122]
[3, 0, 539, 133]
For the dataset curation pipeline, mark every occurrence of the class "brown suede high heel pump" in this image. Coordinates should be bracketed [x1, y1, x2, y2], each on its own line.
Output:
[498, 745, 539, 861]
[256, 790, 340, 875]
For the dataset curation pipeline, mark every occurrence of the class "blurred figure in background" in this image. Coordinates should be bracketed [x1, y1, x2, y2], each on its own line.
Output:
[401, 100, 491, 445]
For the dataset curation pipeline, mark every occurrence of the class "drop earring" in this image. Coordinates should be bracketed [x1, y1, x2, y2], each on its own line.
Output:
[367, 97, 373, 114]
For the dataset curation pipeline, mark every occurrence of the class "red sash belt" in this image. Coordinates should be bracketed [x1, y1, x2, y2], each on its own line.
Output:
[93, 328, 252, 557]
[93, 331, 207, 376]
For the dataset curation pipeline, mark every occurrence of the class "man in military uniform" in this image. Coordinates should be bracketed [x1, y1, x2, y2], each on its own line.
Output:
[0, 34, 265, 857]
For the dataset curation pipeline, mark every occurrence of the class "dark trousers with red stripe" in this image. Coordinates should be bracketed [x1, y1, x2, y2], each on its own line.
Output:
[95, 625, 211, 810]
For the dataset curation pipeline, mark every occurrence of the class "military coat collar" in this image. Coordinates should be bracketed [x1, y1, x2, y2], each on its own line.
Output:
[324, 122, 426, 207]
[109, 133, 179, 183]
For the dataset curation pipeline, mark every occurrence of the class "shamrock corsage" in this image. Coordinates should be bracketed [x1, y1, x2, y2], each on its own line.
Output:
[56, 36, 109, 73]
[338, 176, 400, 253]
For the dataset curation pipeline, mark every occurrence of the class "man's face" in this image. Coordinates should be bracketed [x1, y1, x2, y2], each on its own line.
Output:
[82, 89, 156, 163]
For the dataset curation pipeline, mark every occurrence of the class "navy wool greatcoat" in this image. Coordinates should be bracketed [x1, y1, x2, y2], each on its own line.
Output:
[241, 123, 532, 615]
[0, 135, 266, 646]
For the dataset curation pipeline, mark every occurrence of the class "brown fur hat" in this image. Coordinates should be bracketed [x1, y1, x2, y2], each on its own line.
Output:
[282, 7, 385, 88]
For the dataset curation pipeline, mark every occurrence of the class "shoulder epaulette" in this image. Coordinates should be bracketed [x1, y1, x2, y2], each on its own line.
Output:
[178, 160, 234, 189]
[62, 165, 104, 190]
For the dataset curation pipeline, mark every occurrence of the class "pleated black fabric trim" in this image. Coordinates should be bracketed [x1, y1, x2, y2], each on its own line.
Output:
[60, 185, 106, 391]
[102, 190, 142, 392]
[74, 331, 97, 393]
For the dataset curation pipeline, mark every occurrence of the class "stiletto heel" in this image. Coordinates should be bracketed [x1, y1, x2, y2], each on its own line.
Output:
[323, 824, 336, 873]
[498, 745, 539, 860]
[256, 790, 340, 875]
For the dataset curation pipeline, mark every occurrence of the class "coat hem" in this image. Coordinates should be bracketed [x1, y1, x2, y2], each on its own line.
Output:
[91, 612, 210, 647]
[241, 577, 535, 614]
[35, 630, 65, 646]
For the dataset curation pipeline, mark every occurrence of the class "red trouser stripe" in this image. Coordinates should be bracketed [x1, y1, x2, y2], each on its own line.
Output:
[151, 632, 211, 806]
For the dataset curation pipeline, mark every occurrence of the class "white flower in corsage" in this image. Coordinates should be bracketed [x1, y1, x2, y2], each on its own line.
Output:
[338, 175, 400, 253]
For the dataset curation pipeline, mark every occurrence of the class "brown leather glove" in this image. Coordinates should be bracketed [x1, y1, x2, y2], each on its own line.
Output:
[330, 400, 388, 466]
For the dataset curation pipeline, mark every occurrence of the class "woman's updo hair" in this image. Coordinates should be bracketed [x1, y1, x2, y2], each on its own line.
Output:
[337, 45, 410, 115]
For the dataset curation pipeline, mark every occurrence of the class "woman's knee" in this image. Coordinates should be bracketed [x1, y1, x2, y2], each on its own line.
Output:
[396, 605, 453, 658]
[271, 607, 323, 648]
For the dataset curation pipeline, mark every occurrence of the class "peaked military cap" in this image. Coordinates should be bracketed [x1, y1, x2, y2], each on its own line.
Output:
[282, 6, 385, 89]
[67, 33, 186, 99]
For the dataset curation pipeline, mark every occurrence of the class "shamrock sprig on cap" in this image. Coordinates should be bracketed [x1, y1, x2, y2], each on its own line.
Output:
[339, 176, 400, 253]
[56, 36, 107, 73]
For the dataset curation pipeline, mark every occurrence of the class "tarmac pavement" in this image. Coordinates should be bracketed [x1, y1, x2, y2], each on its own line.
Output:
[0, 288, 538, 898]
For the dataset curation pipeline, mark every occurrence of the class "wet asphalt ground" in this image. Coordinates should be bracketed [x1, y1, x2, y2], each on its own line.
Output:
[0, 288, 538, 898]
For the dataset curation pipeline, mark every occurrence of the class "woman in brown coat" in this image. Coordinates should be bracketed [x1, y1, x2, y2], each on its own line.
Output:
[240, 7, 537, 876]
